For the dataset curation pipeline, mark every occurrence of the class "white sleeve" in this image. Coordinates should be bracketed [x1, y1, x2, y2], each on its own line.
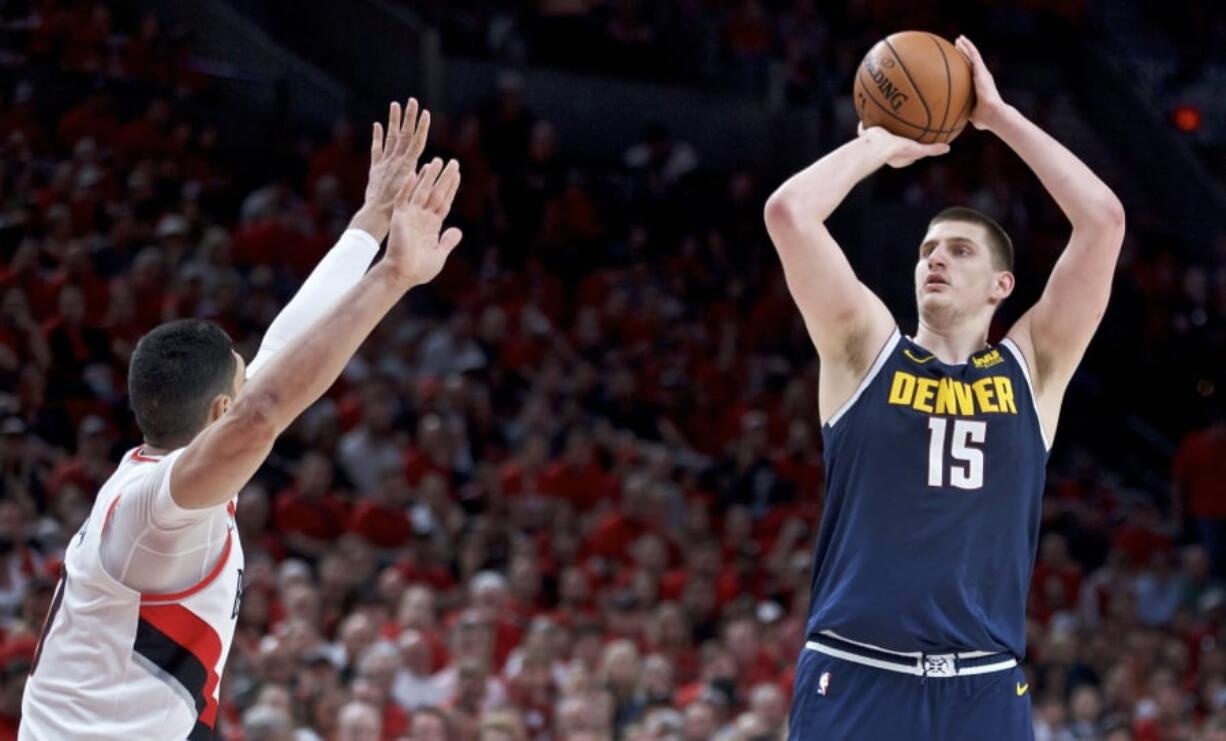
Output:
[98, 450, 233, 594]
[246, 228, 381, 378]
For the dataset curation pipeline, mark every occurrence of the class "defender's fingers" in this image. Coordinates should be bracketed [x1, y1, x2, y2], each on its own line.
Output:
[393, 98, 416, 155]
[388, 101, 402, 137]
[402, 98, 418, 136]
[371, 122, 384, 162]
[406, 110, 430, 162]
[396, 171, 421, 203]
[438, 227, 463, 253]
[385, 102, 402, 153]
[426, 160, 460, 212]
[435, 161, 462, 215]
[410, 158, 445, 206]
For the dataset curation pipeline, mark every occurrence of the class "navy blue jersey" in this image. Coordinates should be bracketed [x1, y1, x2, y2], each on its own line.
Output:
[807, 329, 1048, 657]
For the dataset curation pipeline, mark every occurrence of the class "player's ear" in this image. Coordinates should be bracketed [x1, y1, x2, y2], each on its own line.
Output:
[207, 394, 232, 424]
[992, 270, 1015, 302]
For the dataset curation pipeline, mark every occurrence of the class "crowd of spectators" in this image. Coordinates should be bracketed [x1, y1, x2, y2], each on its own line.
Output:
[0, 2, 1224, 740]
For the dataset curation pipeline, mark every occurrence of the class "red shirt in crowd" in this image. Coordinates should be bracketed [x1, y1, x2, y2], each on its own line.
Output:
[273, 489, 350, 542]
[348, 500, 412, 549]
[539, 460, 618, 511]
[1173, 426, 1226, 520]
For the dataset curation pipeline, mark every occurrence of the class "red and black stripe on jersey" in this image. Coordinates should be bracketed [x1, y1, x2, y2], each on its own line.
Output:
[132, 604, 223, 740]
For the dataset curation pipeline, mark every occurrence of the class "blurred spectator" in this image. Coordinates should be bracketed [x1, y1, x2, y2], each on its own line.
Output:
[1173, 417, 1226, 577]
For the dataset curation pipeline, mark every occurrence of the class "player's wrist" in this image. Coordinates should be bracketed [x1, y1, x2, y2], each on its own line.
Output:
[348, 205, 390, 243]
[372, 258, 423, 292]
[855, 128, 899, 162]
[975, 101, 1016, 133]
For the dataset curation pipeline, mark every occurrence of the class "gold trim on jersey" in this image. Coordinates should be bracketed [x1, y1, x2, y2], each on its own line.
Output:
[903, 348, 935, 364]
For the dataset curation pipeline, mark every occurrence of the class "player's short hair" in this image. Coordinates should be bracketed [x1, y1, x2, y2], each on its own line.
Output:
[129, 319, 237, 449]
[928, 206, 1014, 272]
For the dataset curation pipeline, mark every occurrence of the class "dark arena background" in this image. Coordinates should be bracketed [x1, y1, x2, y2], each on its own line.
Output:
[1, 1, 1225, 739]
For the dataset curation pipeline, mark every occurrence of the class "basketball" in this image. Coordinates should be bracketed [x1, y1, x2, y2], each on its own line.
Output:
[853, 31, 975, 144]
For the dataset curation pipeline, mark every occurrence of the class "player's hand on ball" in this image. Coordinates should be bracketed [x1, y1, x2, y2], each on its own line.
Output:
[385, 157, 462, 287]
[858, 123, 950, 169]
[955, 36, 1006, 131]
[361, 98, 431, 235]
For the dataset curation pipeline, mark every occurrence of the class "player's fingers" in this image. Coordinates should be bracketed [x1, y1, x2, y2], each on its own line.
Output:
[402, 97, 418, 136]
[396, 171, 420, 204]
[956, 36, 981, 64]
[394, 98, 416, 155]
[385, 102, 402, 152]
[438, 227, 463, 253]
[388, 101, 401, 136]
[436, 161, 462, 215]
[371, 122, 384, 163]
[407, 110, 430, 163]
[411, 158, 444, 206]
[426, 160, 460, 213]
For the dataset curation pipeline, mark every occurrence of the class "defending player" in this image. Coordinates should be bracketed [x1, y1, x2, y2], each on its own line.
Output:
[20, 100, 464, 740]
[764, 37, 1125, 739]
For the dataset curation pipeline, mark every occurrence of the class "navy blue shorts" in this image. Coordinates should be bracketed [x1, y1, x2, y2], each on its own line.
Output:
[788, 645, 1034, 741]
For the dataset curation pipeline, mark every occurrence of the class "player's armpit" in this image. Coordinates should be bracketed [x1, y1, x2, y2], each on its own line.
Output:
[763, 200, 894, 374]
[1005, 207, 1124, 438]
[1011, 210, 1124, 390]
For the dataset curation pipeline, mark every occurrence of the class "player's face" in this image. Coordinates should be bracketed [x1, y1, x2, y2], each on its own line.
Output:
[914, 221, 1010, 319]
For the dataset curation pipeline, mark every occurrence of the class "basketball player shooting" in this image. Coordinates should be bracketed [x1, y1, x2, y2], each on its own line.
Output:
[765, 36, 1125, 739]
[20, 100, 463, 740]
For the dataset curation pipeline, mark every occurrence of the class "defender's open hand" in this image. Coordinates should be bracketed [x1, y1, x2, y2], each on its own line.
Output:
[385, 158, 462, 287]
[355, 98, 431, 240]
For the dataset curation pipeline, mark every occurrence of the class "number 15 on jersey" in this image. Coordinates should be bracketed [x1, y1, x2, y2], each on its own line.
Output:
[927, 418, 986, 490]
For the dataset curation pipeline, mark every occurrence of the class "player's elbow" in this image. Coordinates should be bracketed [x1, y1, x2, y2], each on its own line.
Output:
[1099, 195, 1126, 231]
[765, 192, 812, 249]
[1081, 194, 1126, 235]
[764, 191, 798, 231]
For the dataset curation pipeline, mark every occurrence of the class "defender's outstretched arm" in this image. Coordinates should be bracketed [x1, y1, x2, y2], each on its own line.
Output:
[247, 99, 431, 377]
[170, 159, 463, 510]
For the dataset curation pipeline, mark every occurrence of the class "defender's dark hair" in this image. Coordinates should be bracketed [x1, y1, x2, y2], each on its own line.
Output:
[929, 206, 1014, 272]
[129, 319, 236, 449]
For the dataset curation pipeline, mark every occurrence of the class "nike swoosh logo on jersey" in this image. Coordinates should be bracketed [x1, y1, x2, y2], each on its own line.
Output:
[1016, 683, 1029, 696]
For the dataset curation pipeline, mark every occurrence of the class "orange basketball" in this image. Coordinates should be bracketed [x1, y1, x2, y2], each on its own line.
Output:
[853, 31, 975, 144]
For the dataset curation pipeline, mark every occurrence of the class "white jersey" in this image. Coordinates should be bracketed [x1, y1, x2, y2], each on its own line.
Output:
[21, 447, 245, 740]
[20, 227, 380, 740]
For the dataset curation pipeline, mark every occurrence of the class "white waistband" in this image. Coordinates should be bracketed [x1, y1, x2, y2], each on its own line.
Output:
[817, 630, 1001, 659]
[805, 632, 1018, 678]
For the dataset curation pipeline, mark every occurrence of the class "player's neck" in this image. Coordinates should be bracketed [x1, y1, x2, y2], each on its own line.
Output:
[912, 321, 990, 365]
[140, 442, 171, 456]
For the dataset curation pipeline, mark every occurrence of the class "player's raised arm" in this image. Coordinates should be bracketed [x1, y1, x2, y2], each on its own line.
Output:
[764, 127, 946, 417]
[246, 98, 430, 377]
[956, 37, 1127, 418]
[170, 158, 463, 510]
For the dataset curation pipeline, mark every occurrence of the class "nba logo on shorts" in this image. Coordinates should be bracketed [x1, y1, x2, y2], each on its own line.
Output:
[817, 671, 832, 696]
